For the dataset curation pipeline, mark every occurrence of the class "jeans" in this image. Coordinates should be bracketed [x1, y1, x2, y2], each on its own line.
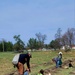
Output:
[56, 61, 59, 68]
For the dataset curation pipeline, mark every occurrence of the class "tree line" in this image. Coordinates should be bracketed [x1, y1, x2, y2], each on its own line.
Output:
[0, 28, 75, 52]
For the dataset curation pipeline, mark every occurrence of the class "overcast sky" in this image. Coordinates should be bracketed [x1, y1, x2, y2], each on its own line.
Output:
[0, 0, 75, 44]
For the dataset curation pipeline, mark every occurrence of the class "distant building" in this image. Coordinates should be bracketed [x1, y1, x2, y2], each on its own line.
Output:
[61, 45, 71, 50]
[71, 45, 75, 49]
[61, 46, 65, 50]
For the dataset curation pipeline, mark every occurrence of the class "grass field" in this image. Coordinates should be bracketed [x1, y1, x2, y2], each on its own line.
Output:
[0, 50, 75, 75]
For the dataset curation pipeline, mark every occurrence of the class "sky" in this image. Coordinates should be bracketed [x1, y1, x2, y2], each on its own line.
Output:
[0, 0, 75, 44]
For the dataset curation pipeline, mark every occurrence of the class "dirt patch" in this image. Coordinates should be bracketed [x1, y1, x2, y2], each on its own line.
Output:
[69, 71, 75, 75]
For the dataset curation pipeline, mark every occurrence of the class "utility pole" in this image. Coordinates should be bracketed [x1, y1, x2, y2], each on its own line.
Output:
[2, 39, 4, 52]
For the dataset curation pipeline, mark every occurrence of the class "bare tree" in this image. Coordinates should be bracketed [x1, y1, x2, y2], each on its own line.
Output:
[61, 33, 68, 46]
[66, 28, 75, 47]
[35, 32, 47, 48]
[61, 28, 75, 48]
[55, 28, 62, 49]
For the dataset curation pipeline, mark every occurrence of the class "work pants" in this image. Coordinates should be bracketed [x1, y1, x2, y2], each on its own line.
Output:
[17, 62, 24, 75]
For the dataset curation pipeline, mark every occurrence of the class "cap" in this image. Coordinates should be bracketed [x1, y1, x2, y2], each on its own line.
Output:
[59, 52, 62, 54]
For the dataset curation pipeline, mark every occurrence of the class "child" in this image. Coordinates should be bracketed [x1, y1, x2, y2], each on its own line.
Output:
[24, 68, 29, 75]
[37, 69, 44, 75]
[24, 71, 29, 75]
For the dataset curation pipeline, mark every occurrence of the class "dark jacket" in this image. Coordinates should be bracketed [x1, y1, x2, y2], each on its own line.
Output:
[18, 53, 31, 68]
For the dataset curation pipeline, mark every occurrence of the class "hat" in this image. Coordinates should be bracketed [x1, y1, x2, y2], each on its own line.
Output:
[59, 52, 62, 54]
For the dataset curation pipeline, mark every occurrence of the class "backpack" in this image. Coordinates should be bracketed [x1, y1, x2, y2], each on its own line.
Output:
[12, 54, 20, 65]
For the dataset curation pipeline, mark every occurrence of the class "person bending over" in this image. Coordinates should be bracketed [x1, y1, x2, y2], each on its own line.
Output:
[17, 52, 32, 75]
